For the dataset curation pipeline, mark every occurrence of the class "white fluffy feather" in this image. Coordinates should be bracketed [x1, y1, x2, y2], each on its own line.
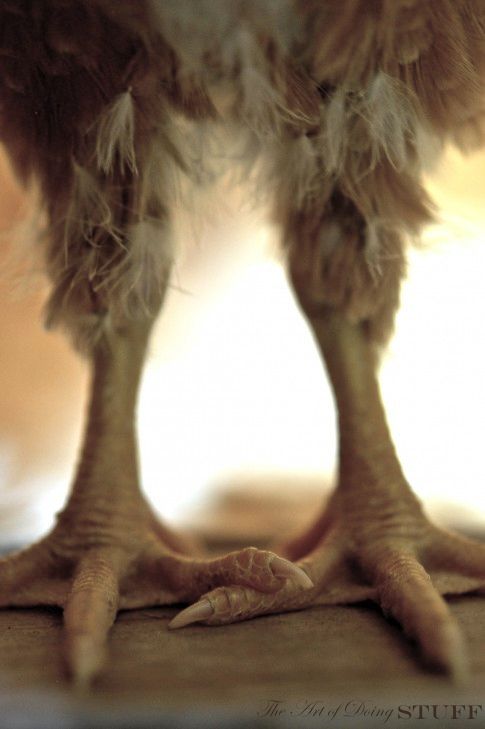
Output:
[117, 220, 173, 316]
[64, 162, 115, 255]
[364, 73, 418, 169]
[323, 73, 420, 174]
[95, 91, 138, 175]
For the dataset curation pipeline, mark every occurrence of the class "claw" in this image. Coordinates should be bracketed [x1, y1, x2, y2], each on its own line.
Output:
[169, 599, 214, 629]
[434, 622, 469, 685]
[270, 556, 314, 589]
[66, 634, 106, 689]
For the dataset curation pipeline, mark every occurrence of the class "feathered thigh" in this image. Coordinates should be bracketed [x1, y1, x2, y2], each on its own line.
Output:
[0, 0, 484, 352]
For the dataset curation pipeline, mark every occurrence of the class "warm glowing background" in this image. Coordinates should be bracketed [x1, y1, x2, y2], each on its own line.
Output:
[0, 146, 484, 545]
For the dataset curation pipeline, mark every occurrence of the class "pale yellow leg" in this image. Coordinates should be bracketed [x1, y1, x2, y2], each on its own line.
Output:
[0, 308, 309, 685]
[169, 308, 485, 681]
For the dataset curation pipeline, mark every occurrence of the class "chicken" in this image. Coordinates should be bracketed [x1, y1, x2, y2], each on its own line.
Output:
[1, 0, 485, 687]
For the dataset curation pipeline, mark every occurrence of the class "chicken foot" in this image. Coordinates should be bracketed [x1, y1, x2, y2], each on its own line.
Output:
[0, 313, 311, 686]
[170, 309, 485, 681]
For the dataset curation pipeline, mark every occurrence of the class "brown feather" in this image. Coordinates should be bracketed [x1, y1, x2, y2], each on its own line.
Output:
[0, 0, 483, 350]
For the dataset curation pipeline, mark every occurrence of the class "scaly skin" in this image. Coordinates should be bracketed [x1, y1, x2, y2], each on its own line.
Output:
[171, 486, 485, 682]
[0, 305, 484, 685]
[0, 507, 311, 686]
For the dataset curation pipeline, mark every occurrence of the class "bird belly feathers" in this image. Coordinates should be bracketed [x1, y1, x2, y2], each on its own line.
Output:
[0, 1, 483, 349]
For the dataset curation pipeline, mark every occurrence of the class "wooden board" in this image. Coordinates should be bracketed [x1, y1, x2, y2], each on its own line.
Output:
[1, 596, 485, 728]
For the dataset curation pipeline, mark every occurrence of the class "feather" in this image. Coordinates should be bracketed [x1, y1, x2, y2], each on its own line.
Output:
[324, 88, 348, 173]
[323, 73, 419, 175]
[63, 162, 116, 257]
[0, 0, 483, 351]
[363, 73, 418, 169]
[119, 219, 173, 316]
[94, 91, 138, 176]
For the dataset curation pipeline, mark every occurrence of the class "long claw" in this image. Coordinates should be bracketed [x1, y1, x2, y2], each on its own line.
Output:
[168, 599, 213, 629]
[270, 556, 314, 589]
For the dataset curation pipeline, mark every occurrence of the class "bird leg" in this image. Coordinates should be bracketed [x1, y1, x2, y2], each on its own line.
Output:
[0, 309, 311, 686]
[169, 306, 485, 679]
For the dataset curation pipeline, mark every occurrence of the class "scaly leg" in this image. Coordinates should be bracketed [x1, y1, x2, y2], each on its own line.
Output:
[167, 154, 485, 678]
[0, 309, 311, 686]
[169, 308, 485, 680]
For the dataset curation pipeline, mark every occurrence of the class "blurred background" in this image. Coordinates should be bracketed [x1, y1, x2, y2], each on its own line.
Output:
[0, 145, 484, 548]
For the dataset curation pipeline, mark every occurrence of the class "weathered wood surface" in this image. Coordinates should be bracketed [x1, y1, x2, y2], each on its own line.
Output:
[1, 596, 484, 728]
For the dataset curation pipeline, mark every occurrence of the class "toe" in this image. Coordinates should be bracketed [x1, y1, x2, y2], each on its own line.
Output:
[169, 574, 321, 630]
[372, 548, 468, 680]
[0, 540, 55, 605]
[213, 547, 312, 592]
[168, 585, 283, 628]
[63, 550, 122, 686]
[427, 528, 485, 578]
[159, 546, 313, 598]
